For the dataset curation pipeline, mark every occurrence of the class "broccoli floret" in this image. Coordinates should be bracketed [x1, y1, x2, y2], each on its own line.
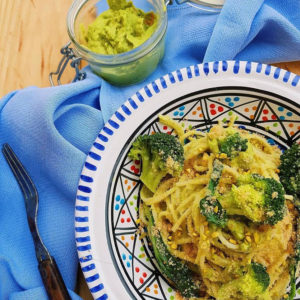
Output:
[200, 196, 228, 227]
[250, 262, 270, 291]
[231, 142, 254, 170]
[217, 262, 270, 300]
[200, 160, 228, 227]
[143, 204, 200, 298]
[219, 174, 285, 225]
[220, 183, 265, 223]
[296, 226, 300, 263]
[289, 262, 297, 300]
[226, 219, 245, 240]
[207, 159, 224, 194]
[218, 132, 248, 158]
[288, 218, 300, 299]
[129, 133, 184, 193]
[279, 143, 300, 197]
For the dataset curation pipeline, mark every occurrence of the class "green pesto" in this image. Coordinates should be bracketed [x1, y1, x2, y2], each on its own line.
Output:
[81, 0, 158, 55]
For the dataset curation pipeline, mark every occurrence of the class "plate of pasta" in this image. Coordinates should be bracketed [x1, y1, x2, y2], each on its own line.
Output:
[75, 61, 300, 300]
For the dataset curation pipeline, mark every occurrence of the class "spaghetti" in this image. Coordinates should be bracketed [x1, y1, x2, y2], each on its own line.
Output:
[138, 116, 298, 300]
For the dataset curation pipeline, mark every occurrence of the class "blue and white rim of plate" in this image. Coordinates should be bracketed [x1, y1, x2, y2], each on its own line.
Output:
[75, 60, 300, 300]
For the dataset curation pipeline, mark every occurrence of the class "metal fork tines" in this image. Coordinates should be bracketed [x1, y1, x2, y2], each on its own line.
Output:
[2, 143, 50, 261]
[2, 143, 72, 300]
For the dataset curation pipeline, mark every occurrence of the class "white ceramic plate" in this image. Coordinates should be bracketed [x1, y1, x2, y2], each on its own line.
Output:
[75, 61, 300, 300]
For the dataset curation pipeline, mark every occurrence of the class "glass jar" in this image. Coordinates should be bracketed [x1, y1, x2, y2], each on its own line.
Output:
[176, 0, 224, 11]
[67, 0, 167, 86]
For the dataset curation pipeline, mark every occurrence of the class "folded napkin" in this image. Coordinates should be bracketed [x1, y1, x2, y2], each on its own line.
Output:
[0, 0, 299, 299]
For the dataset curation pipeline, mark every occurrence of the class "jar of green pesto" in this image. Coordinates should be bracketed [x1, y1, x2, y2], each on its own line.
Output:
[67, 0, 167, 86]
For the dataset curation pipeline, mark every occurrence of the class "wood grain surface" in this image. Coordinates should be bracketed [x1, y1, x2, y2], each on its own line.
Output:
[0, 0, 74, 97]
[0, 1, 299, 300]
[1, 0, 300, 98]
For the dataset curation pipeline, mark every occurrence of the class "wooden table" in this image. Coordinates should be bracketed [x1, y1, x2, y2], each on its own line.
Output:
[1, 1, 299, 299]
[1, 0, 300, 97]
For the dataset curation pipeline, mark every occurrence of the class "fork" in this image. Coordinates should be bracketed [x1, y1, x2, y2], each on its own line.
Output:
[2, 143, 71, 300]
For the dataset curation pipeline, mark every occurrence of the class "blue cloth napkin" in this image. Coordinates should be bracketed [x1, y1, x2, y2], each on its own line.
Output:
[1, 0, 299, 299]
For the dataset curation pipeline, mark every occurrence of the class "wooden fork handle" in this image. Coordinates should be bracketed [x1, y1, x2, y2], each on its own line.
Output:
[38, 257, 72, 300]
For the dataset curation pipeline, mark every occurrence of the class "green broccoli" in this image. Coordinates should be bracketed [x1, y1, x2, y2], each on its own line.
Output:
[296, 221, 300, 263]
[218, 132, 248, 158]
[219, 174, 285, 225]
[226, 219, 245, 240]
[279, 143, 300, 198]
[279, 143, 300, 299]
[129, 133, 184, 193]
[231, 142, 255, 171]
[217, 262, 270, 300]
[289, 261, 297, 300]
[207, 159, 224, 194]
[288, 218, 300, 300]
[142, 204, 200, 298]
[200, 196, 228, 227]
[200, 160, 228, 227]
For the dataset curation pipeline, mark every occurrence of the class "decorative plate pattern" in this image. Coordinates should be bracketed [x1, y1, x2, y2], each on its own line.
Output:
[75, 61, 300, 300]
